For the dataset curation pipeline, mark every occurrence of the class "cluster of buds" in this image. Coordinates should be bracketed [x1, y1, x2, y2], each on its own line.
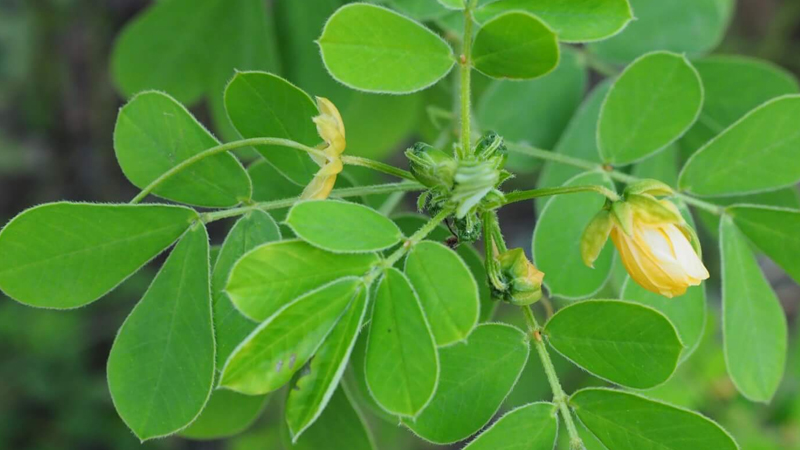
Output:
[581, 179, 709, 298]
[491, 248, 545, 306]
[406, 131, 510, 244]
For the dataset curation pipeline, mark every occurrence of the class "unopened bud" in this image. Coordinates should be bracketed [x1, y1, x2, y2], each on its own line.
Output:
[497, 248, 544, 306]
[474, 131, 508, 170]
[405, 143, 456, 188]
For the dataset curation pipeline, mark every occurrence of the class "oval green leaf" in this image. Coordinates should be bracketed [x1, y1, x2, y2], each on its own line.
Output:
[403, 323, 529, 444]
[728, 205, 800, 284]
[572, 388, 738, 450]
[287, 200, 402, 253]
[545, 300, 683, 389]
[621, 278, 705, 363]
[475, 0, 634, 43]
[180, 390, 269, 440]
[0, 203, 197, 309]
[532, 171, 615, 299]
[225, 71, 320, 185]
[107, 225, 215, 441]
[286, 285, 369, 441]
[679, 95, 800, 196]
[114, 91, 251, 207]
[213, 211, 281, 366]
[318, 4, 455, 93]
[226, 240, 378, 321]
[463, 402, 558, 450]
[472, 12, 559, 80]
[720, 216, 787, 402]
[598, 51, 703, 165]
[587, 0, 734, 64]
[478, 47, 588, 173]
[366, 268, 438, 417]
[404, 241, 479, 346]
[219, 278, 366, 395]
[681, 56, 799, 156]
[285, 387, 375, 450]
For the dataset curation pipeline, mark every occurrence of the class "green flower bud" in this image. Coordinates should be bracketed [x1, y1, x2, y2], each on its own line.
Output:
[475, 131, 508, 169]
[405, 142, 456, 188]
[451, 159, 500, 218]
[624, 179, 674, 197]
[581, 209, 613, 268]
[497, 248, 545, 306]
[453, 214, 482, 244]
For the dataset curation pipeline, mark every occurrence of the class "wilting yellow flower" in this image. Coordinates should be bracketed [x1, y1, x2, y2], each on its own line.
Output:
[582, 184, 709, 298]
[301, 97, 346, 200]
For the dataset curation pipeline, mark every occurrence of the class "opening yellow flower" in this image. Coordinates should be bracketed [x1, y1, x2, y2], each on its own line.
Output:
[301, 97, 346, 200]
[582, 184, 709, 298]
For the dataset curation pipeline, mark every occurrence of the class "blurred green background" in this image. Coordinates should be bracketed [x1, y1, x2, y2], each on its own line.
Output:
[0, 0, 798, 449]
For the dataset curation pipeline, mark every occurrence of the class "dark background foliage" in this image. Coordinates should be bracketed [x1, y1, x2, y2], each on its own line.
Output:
[0, 1, 798, 449]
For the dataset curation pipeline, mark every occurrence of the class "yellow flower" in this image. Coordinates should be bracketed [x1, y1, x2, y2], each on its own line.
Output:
[582, 184, 709, 298]
[301, 97, 346, 200]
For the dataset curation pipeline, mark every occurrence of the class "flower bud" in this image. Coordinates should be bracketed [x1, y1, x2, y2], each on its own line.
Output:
[451, 159, 500, 218]
[405, 143, 456, 188]
[497, 248, 545, 306]
[453, 214, 482, 244]
[475, 131, 508, 170]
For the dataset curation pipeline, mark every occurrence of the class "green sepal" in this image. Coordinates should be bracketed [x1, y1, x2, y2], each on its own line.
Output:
[581, 209, 613, 268]
[474, 131, 508, 170]
[624, 178, 674, 197]
[496, 248, 544, 306]
[405, 142, 456, 188]
[611, 200, 635, 236]
[626, 194, 683, 224]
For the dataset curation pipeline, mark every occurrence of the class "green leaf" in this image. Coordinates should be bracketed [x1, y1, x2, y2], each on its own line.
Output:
[393, 214, 494, 322]
[472, 12, 559, 80]
[680, 56, 799, 156]
[728, 205, 800, 284]
[107, 226, 214, 441]
[620, 274, 705, 365]
[463, 402, 558, 450]
[113, 91, 251, 207]
[477, 47, 587, 172]
[0, 203, 197, 309]
[382, 0, 450, 20]
[631, 144, 680, 187]
[533, 172, 615, 299]
[110, 0, 277, 105]
[220, 278, 366, 395]
[587, 0, 735, 64]
[226, 240, 378, 321]
[213, 211, 281, 367]
[224, 71, 320, 185]
[404, 241, 479, 346]
[537, 80, 610, 205]
[598, 51, 703, 165]
[695, 188, 800, 240]
[403, 323, 529, 444]
[318, 4, 455, 94]
[287, 200, 403, 253]
[366, 268, 438, 417]
[437, 0, 465, 10]
[720, 216, 787, 402]
[286, 284, 369, 440]
[571, 388, 738, 450]
[180, 390, 268, 440]
[284, 387, 375, 450]
[475, 0, 634, 43]
[679, 95, 800, 196]
[544, 300, 683, 389]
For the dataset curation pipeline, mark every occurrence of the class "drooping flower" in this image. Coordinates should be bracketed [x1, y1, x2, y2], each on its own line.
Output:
[581, 180, 709, 298]
[301, 97, 346, 200]
[496, 248, 545, 305]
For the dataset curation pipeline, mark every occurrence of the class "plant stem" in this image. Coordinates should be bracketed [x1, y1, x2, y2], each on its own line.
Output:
[375, 208, 452, 277]
[506, 141, 725, 215]
[521, 306, 585, 450]
[502, 185, 620, 205]
[200, 181, 424, 223]
[457, 4, 475, 159]
[130, 137, 325, 204]
[341, 155, 416, 181]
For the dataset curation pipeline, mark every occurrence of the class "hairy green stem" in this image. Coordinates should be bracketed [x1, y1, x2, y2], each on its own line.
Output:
[457, 4, 475, 159]
[342, 155, 416, 181]
[521, 306, 585, 450]
[506, 141, 725, 215]
[130, 137, 325, 204]
[199, 181, 424, 223]
[502, 185, 620, 205]
[482, 211, 506, 291]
